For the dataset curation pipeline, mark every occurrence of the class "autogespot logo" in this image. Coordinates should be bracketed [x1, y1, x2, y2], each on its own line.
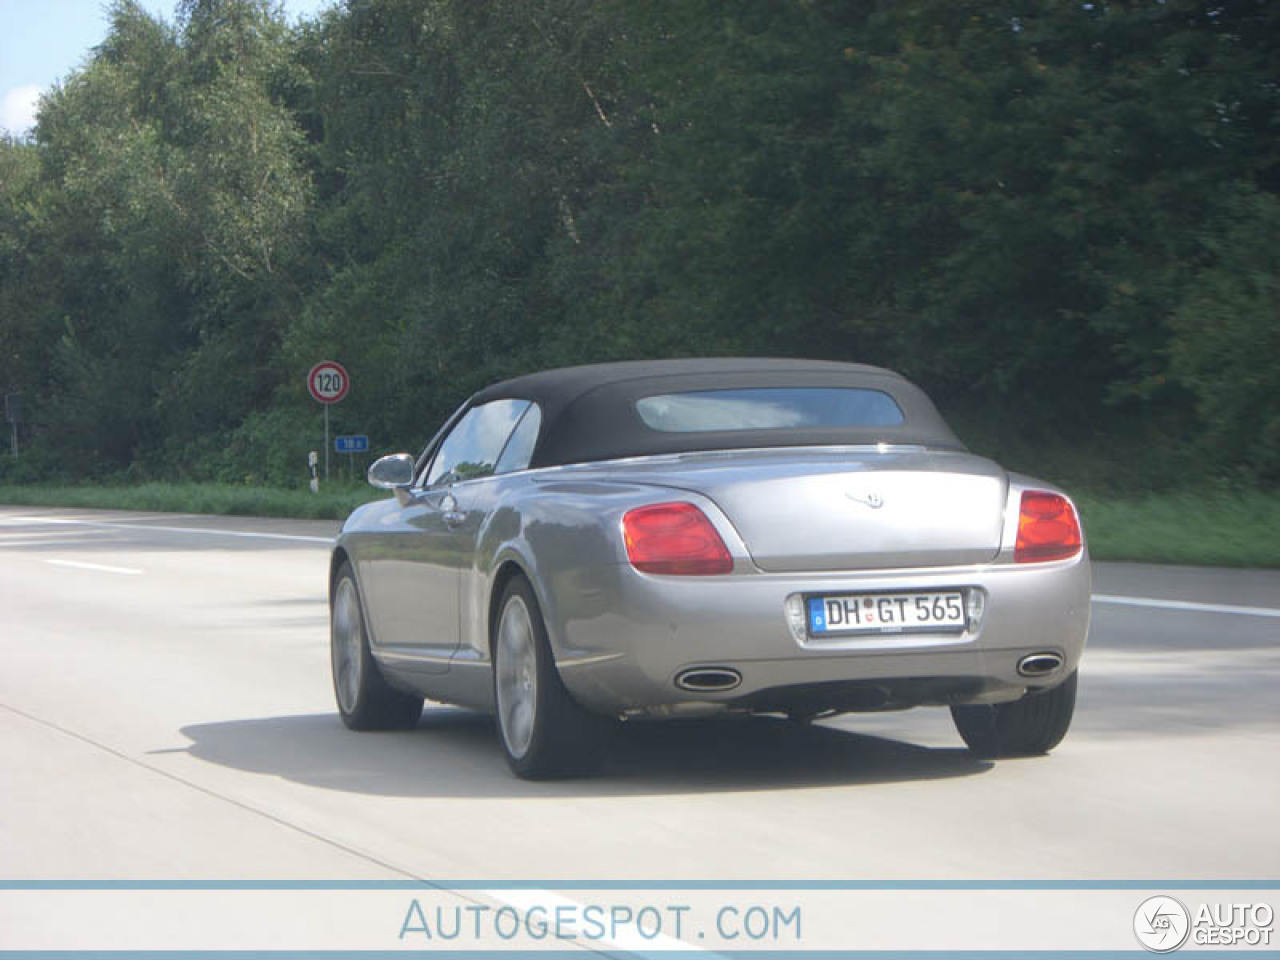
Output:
[1134, 896, 1192, 953]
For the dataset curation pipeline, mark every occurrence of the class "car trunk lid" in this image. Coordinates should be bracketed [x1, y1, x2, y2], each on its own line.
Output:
[596, 448, 1008, 572]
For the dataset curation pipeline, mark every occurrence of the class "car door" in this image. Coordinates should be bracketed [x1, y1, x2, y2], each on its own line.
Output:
[358, 399, 531, 675]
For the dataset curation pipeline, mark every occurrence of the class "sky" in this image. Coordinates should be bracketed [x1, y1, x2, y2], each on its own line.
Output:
[0, 0, 334, 136]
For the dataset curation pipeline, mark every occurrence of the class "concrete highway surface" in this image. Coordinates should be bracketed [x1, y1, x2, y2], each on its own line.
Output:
[2, 504, 1277, 882]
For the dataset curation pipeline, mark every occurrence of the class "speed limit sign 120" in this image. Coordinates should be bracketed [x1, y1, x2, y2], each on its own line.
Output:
[307, 361, 350, 405]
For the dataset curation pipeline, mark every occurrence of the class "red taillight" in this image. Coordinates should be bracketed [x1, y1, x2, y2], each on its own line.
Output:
[1015, 491, 1083, 563]
[623, 502, 733, 575]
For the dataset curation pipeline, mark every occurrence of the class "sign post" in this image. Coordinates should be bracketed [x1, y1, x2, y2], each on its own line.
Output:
[306, 362, 350, 480]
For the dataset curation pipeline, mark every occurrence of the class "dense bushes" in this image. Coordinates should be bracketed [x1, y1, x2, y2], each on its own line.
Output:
[1, 0, 1277, 490]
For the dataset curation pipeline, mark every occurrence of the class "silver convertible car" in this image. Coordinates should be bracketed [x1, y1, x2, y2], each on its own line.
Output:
[329, 359, 1090, 778]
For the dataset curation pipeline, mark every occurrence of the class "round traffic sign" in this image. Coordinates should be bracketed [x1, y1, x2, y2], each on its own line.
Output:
[307, 361, 350, 405]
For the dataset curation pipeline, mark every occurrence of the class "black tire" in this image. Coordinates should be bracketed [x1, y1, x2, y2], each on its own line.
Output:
[951, 670, 1078, 758]
[330, 562, 423, 731]
[491, 576, 610, 779]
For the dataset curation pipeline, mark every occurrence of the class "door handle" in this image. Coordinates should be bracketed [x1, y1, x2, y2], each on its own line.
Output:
[439, 494, 463, 527]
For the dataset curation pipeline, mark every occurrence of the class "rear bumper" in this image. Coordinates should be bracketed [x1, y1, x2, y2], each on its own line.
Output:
[551, 552, 1091, 715]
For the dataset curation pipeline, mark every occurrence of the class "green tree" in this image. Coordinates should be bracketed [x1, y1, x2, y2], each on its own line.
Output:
[4, 0, 1276, 488]
[1170, 193, 1280, 481]
[25, 0, 311, 473]
[0, 135, 44, 407]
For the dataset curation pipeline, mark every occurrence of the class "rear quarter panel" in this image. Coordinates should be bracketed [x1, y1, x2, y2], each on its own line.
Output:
[462, 475, 688, 668]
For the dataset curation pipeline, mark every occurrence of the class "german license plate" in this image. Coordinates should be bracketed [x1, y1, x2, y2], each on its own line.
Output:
[807, 591, 966, 636]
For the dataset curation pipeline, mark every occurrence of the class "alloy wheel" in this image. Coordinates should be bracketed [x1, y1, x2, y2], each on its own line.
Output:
[495, 594, 538, 759]
[331, 577, 364, 715]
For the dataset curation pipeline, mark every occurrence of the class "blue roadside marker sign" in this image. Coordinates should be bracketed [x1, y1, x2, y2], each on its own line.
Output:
[335, 435, 369, 454]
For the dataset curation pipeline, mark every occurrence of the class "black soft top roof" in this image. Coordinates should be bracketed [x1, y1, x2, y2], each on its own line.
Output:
[469, 358, 963, 468]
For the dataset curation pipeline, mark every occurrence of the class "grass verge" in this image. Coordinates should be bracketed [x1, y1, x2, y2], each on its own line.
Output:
[1073, 491, 1280, 568]
[1, 483, 1277, 567]
[0, 482, 382, 521]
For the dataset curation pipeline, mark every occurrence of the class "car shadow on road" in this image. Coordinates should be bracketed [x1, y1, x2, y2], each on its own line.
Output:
[172, 708, 989, 798]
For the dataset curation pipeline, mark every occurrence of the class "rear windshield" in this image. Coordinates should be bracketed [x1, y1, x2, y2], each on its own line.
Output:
[635, 387, 905, 433]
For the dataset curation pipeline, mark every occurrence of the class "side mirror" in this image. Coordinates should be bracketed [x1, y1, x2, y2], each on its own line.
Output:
[367, 453, 415, 490]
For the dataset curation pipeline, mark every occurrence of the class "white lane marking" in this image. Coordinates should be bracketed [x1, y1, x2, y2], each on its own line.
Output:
[3, 516, 333, 544]
[0, 528, 106, 537]
[44, 559, 143, 576]
[1092, 594, 1280, 619]
[485, 888, 708, 954]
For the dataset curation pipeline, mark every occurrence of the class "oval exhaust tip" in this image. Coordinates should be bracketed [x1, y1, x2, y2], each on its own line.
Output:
[675, 667, 742, 693]
[1017, 652, 1064, 678]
